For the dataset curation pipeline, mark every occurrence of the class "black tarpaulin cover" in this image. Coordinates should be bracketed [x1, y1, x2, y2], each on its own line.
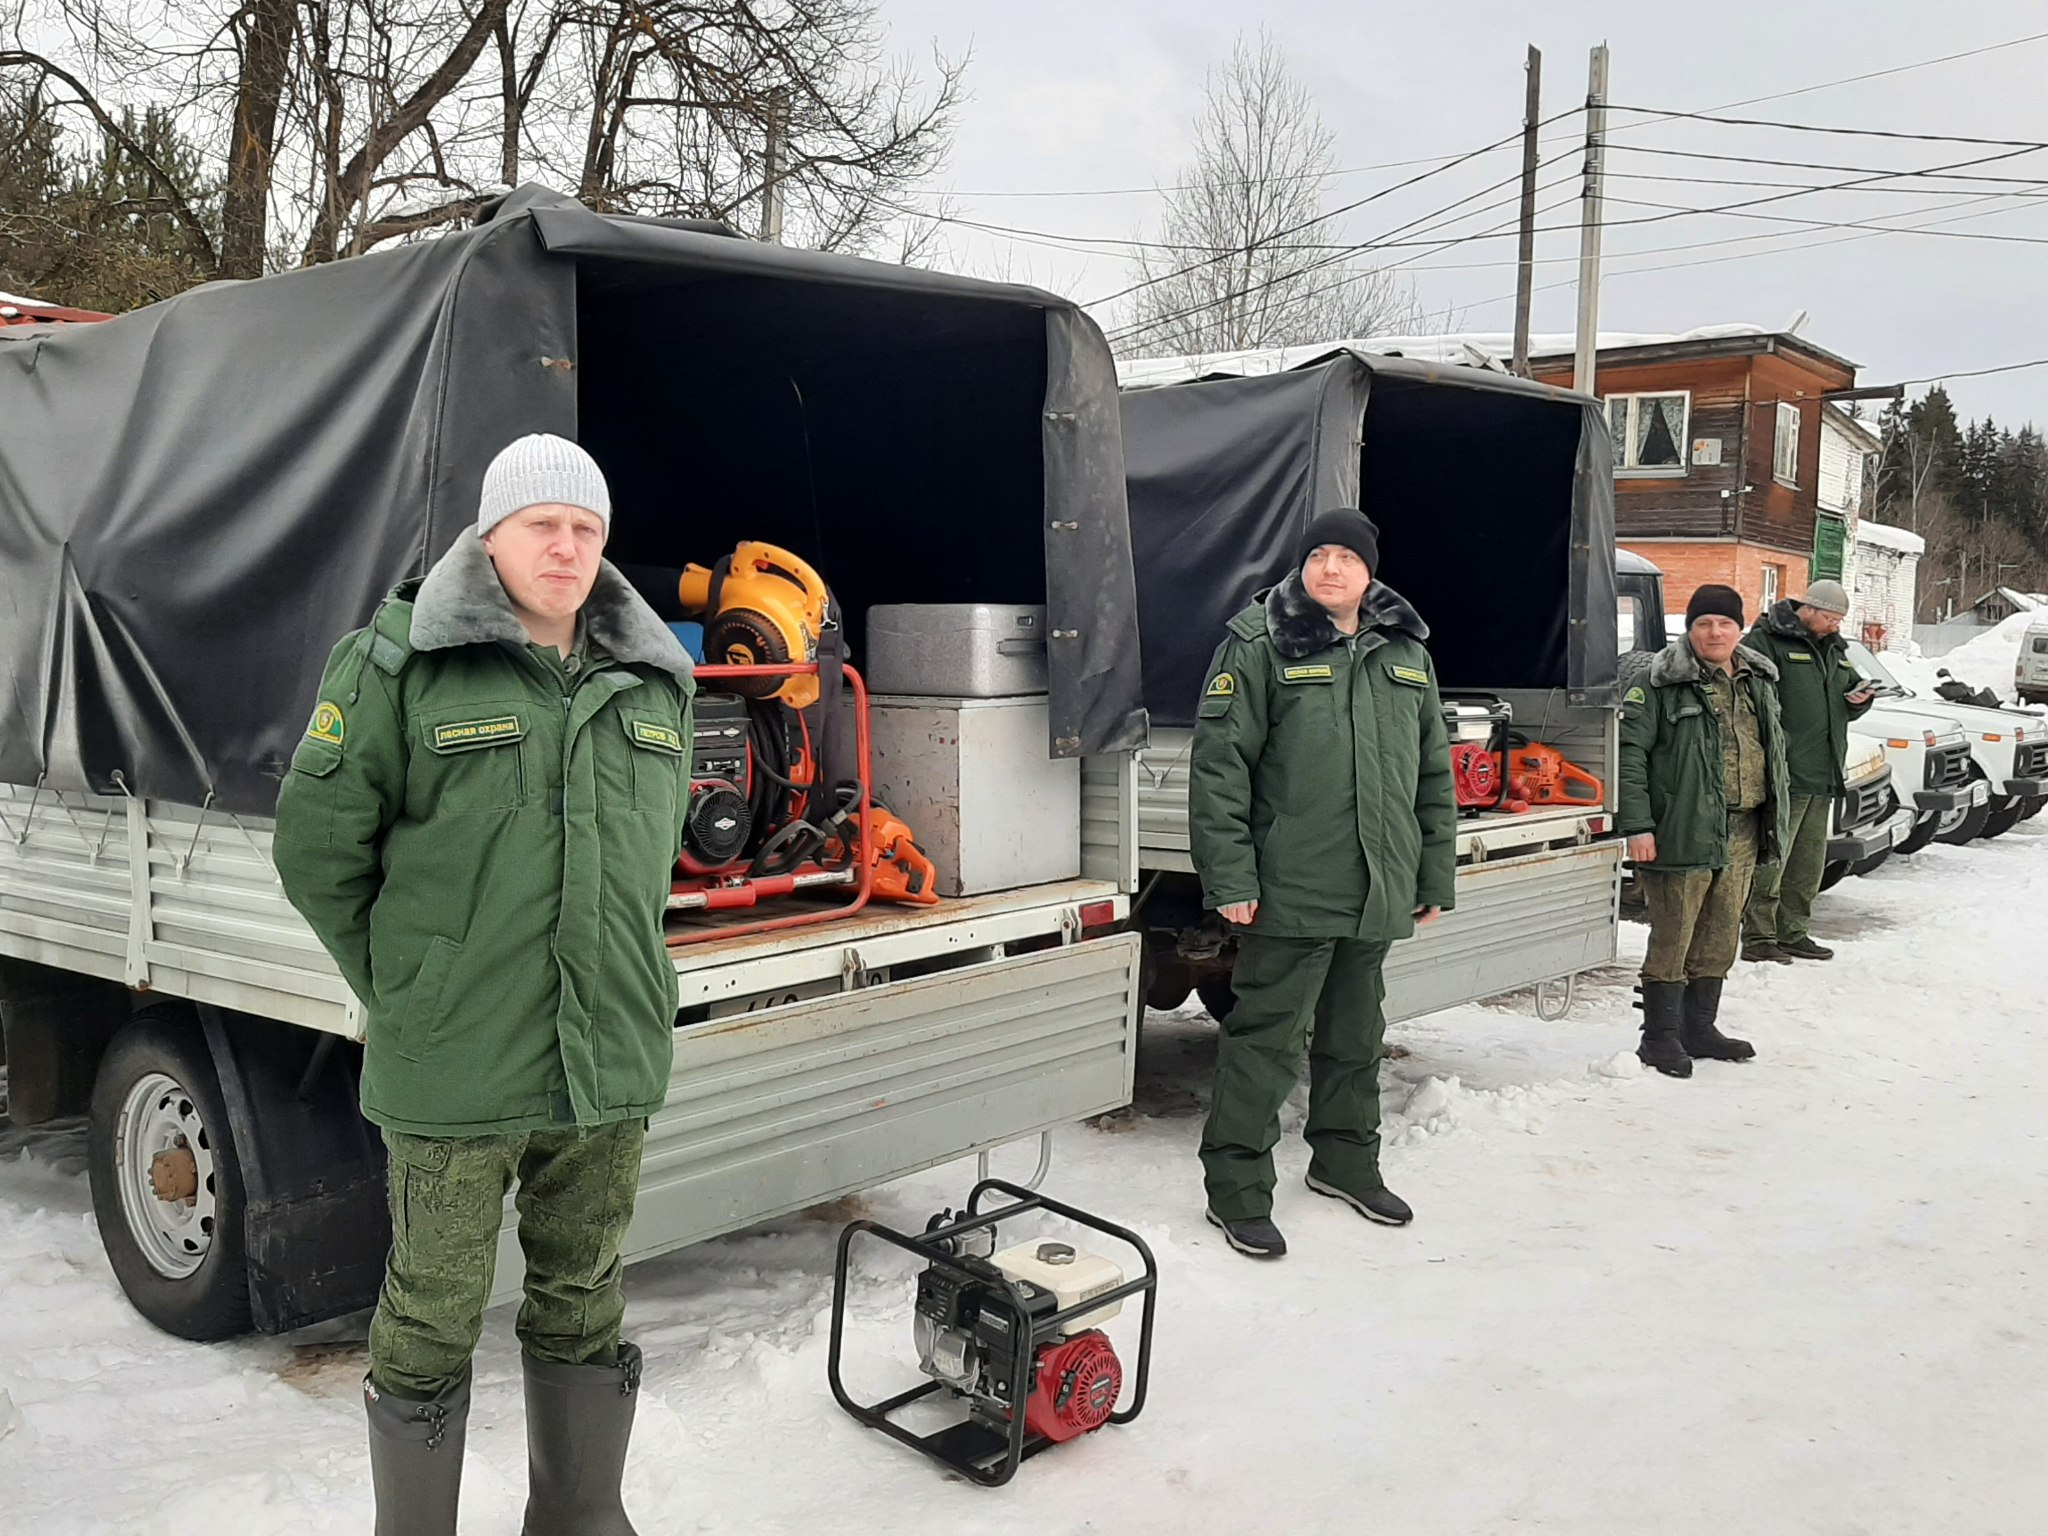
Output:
[0, 187, 1145, 815]
[1118, 350, 1617, 727]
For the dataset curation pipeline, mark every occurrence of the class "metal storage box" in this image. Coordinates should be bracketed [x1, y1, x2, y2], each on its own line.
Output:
[865, 604, 1049, 697]
[869, 696, 1080, 896]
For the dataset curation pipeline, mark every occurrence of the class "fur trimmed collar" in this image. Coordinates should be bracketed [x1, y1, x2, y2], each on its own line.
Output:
[1648, 635, 1779, 687]
[409, 532, 694, 683]
[1261, 570, 1430, 659]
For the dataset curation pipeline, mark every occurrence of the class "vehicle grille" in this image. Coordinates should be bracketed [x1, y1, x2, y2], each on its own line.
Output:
[1925, 743, 1973, 791]
[2017, 739, 2048, 780]
[1839, 776, 1891, 832]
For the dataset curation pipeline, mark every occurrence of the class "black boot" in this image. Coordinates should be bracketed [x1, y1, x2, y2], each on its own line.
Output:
[1680, 977, 1755, 1061]
[1637, 981, 1693, 1078]
[522, 1342, 644, 1536]
[364, 1372, 468, 1536]
[1778, 937, 1834, 961]
[1206, 1208, 1288, 1258]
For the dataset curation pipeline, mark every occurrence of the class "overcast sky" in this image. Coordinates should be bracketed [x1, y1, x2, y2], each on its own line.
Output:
[879, 1, 2048, 426]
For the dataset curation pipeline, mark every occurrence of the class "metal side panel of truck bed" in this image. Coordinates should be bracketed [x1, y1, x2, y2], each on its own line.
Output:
[1133, 723, 1621, 1017]
[488, 932, 1140, 1301]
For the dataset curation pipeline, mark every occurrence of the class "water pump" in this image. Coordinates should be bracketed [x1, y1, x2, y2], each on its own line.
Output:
[828, 1180, 1157, 1486]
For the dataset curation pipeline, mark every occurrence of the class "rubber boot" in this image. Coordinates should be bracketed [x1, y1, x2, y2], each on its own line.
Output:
[1679, 976, 1755, 1062]
[521, 1342, 644, 1536]
[1637, 981, 1693, 1078]
[364, 1371, 468, 1536]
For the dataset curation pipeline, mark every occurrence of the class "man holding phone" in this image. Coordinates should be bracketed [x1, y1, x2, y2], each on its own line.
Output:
[1739, 580, 1874, 964]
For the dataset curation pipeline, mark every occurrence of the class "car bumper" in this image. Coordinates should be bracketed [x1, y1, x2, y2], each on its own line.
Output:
[1915, 781, 1987, 813]
[1827, 823, 1894, 864]
[1998, 776, 2048, 799]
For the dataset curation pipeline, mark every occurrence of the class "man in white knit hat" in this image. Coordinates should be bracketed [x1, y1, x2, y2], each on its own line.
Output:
[277, 433, 694, 1536]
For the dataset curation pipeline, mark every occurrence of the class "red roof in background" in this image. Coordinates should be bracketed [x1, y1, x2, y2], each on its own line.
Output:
[0, 294, 113, 326]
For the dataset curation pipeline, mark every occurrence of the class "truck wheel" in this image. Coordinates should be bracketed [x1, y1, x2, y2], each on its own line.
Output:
[1980, 796, 2026, 839]
[1142, 940, 1193, 1012]
[2023, 796, 2046, 821]
[1819, 861, 1848, 893]
[87, 1009, 253, 1341]
[1847, 849, 1891, 878]
[1891, 812, 1938, 856]
[1934, 771, 1994, 846]
[1195, 976, 1237, 1024]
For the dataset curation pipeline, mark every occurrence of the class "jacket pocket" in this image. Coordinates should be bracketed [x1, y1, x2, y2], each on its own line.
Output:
[393, 935, 462, 1063]
[622, 712, 688, 815]
[414, 707, 527, 815]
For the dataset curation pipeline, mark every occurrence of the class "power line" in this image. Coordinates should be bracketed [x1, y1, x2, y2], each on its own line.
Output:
[1605, 169, 2048, 199]
[1610, 28, 2048, 128]
[1609, 103, 2048, 152]
[1082, 119, 1563, 311]
[1606, 193, 2048, 246]
[1893, 356, 2048, 386]
[1611, 143, 2048, 186]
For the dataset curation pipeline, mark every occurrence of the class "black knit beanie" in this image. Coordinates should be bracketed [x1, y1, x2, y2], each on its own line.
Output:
[1685, 583, 1745, 629]
[1298, 507, 1380, 572]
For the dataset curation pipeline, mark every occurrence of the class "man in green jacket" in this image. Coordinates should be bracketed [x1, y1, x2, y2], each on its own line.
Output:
[1740, 580, 1875, 964]
[1619, 584, 1790, 1079]
[276, 433, 694, 1536]
[1188, 508, 1456, 1259]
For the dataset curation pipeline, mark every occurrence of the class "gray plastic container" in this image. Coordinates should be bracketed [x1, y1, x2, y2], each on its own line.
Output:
[864, 604, 1049, 697]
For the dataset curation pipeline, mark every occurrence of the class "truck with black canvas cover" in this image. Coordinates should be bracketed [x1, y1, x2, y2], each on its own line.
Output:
[0, 186, 1148, 1343]
[1115, 347, 1622, 1025]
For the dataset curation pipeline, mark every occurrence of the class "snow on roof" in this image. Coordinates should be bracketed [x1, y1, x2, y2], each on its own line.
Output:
[1116, 325, 1775, 388]
[1821, 403, 1883, 452]
[1855, 520, 1926, 556]
[1994, 587, 2045, 611]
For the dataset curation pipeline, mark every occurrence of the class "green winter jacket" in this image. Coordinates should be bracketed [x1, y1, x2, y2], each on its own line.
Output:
[274, 533, 696, 1137]
[1743, 599, 1874, 797]
[1188, 574, 1457, 942]
[1619, 637, 1791, 872]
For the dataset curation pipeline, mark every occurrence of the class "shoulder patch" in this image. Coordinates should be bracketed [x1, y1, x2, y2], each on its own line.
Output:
[1206, 672, 1236, 698]
[1623, 685, 1647, 705]
[306, 701, 346, 746]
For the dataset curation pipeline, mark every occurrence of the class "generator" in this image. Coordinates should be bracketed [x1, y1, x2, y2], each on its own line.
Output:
[1442, 693, 1513, 815]
[828, 1179, 1158, 1487]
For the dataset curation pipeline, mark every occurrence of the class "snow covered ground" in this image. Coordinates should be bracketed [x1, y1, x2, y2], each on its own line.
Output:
[1890, 610, 2043, 706]
[5, 822, 2047, 1534]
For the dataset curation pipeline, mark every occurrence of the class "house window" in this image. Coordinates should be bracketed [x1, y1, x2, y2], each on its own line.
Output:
[1774, 402, 1801, 486]
[1606, 392, 1690, 474]
[1761, 563, 1782, 609]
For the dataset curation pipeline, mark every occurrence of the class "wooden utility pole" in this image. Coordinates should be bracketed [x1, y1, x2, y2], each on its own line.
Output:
[1572, 43, 1609, 397]
[760, 89, 789, 244]
[1512, 46, 1543, 378]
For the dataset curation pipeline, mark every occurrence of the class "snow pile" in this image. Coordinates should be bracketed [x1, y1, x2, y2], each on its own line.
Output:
[1889, 610, 2043, 704]
[5, 828, 2048, 1531]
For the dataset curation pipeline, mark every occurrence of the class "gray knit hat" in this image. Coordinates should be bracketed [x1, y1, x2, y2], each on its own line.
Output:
[477, 432, 612, 535]
[1799, 579, 1851, 615]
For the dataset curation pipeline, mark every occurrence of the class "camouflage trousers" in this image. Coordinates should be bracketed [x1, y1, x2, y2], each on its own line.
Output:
[369, 1118, 646, 1400]
[1640, 810, 1760, 984]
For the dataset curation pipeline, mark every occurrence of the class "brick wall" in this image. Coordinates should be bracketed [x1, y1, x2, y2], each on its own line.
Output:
[1621, 540, 1797, 628]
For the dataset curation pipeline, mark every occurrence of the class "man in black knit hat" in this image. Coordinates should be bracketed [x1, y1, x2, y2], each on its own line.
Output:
[1618, 583, 1791, 1077]
[1187, 507, 1456, 1256]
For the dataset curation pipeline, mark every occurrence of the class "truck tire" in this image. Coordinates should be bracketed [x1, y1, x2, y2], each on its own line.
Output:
[87, 1009, 253, 1341]
[2023, 795, 2046, 821]
[1195, 975, 1237, 1024]
[1934, 770, 1994, 846]
[1980, 795, 2027, 839]
[1819, 861, 1848, 893]
[1847, 848, 1891, 878]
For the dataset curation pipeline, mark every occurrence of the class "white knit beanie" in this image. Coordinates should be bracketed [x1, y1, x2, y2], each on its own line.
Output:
[476, 432, 612, 535]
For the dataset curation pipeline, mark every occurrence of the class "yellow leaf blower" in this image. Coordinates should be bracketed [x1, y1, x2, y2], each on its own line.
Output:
[676, 542, 833, 709]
